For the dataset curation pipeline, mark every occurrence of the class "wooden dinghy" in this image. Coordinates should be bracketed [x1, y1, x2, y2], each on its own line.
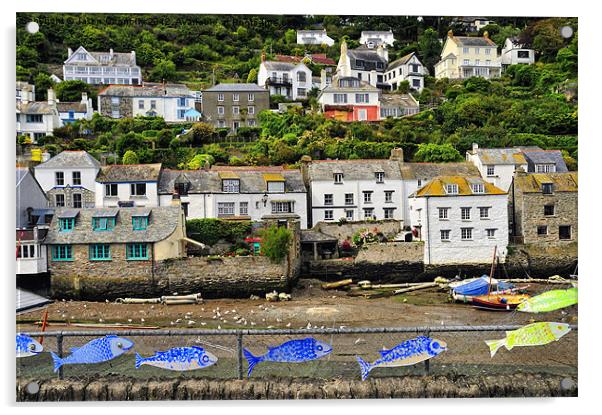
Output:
[471, 293, 530, 311]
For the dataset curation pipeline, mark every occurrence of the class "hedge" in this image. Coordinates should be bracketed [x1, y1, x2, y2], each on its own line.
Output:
[186, 218, 252, 246]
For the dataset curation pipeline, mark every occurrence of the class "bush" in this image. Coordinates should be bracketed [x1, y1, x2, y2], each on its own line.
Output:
[259, 224, 292, 263]
[186, 218, 252, 246]
[122, 150, 139, 164]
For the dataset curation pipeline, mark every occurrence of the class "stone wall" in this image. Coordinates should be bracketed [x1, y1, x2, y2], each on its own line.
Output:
[47, 187, 95, 208]
[16, 374, 577, 401]
[99, 96, 132, 118]
[314, 219, 402, 242]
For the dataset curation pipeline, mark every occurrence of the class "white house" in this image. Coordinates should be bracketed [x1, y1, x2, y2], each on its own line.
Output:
[158, 167, 308, 228]
[16, 87, 60, 142]
[501, 37, 535, 69]
[257, 59, 313, 100]
[98, 83, 199, 122]
[337, 41, 389, 88]
[383, 52, 427, 92]
[34, 150, 101, 208]
[296, 29, 335, 46]
[379, 93, 420, 119]
[360, 30, 395, 48]
[56, 92, 94, 125]
[302, 156, 404, 227]
[408, 176, 508, 265]
[466, 144, 529, 192]
[63, 46, 142, 85]
[95, 164, 162, 208]
[16, 81, 35, 103]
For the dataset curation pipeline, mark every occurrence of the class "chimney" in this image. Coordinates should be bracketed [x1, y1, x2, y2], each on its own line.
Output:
[41, 152, 51, 162]
[369, 70, 377, 87]
[47, 88, 56, 106]
[320, 69, 327, 90]
[81, 92, 88, 104]
[131, 50, 136, 63]
[171, 192, 182, 207]
[109, 48, 114, 58]
[390, 148, 404, 163]
[472, 143, 479, 153]
[261, 51, 266, 62]
[340, 40, 348, 58]
[515, 166, 527, 177]
[483, 31, 489, 39]
[68, 47, 73, 58]
[376, 44, 388, 61]
[448, 30, 453, 38]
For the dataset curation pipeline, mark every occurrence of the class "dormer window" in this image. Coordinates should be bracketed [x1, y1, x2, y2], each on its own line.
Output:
[486, 166, 495, 176]
[472, 184, 485, 194]
[175, 182, 190, 195]
[267, 181, 285, 193]
[356, 59, 364, 68]
[375, 172, 384, 183]
[59, 218, 75, 232]
[77, 53, 88, 60]
[334, 173, 344, 184]
[446, 184, 458, 194]
[132, 216, 148, 231]
[536, 164, 556, 173]
[222, 179, 240, 193]
[92, 216, 116, 231]
[542, 183, 554, 194]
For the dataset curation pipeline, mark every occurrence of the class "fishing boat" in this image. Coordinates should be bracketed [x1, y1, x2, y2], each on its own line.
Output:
[450, 276, 515, 302]
[470, 246, 530, 311]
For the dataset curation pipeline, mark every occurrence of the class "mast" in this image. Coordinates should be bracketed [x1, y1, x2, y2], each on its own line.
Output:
[487, 245, 497, 296]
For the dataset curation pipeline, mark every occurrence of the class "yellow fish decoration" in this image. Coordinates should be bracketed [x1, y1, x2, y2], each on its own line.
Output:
[485, 322, 571, 357]
[516, 287, 577, 313]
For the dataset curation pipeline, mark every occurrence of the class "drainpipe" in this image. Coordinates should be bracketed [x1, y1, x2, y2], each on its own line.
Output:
[425, 197, 431, 265]
[511, 178, 517, 238]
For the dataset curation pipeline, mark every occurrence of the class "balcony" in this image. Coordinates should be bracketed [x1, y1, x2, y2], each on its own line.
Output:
[266, 76, 292, 87]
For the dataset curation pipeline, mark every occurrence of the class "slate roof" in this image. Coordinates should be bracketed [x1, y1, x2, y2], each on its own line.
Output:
[307, 160, 402, 181]
[300, 229, 338, 243]
[16, 102, 55, 115]
[514, 172, 578, 193]
[158, 168, 306, 194]
[361, 30, 393, 35]
[400, 162, 480, 180]
[34, 151, 101, 170]
[204, 83, 266, 92]
[450, 36, 497, 47]
[468, 148, 529, 165]
[386, 52, 417, 71]
[415, 176, 506, 197]
[379, 93, 419, 109]
[347, 48, 388, 71]
[320, 77, 380, 94]
[98, 84, 191, 97]
[263, 61, 298, 71]
[66, 46, 137, 67]
[521, 149, 569, 172]
[44, 206, 181, 244]
[57, 102, 88, 113]
[96, 163, 162, 183]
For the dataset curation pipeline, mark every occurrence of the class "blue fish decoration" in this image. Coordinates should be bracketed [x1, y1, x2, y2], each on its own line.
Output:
[243, 337, 332, 377]
[16, 334, 43, 358]
[50, 335, 134, 373]
[356, 336, 447, 380]
[135, 346, 218, 371]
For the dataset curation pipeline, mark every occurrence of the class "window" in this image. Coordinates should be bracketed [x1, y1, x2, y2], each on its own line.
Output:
[297, 88, 306, 97]
[233, 106, 240, 115]
[345, 210, 354, 221]
[218, 202, 235, 216]
[138, 100, 144, 109]
[132, 216, 148, 230]
[537, 225, 548, 236]
[375, 172, 384, 183]
[517, 50, 530, 59]
[272, 201, 293, 213]
[297, 72, 307, 82]
[345, 193, 354, 205]
[90, 244, 111, 260]
[111, 110, 120, 119]
[461, 228, 473, 240]
[479, 207, 490, 219]
[55, 172, 64, 186]
[475, 48, 480, 54]
[412, 79, 421, 88]
[177, 109, 186, 119]
[324, 194, 333, 205]
[218, 93, 224, 102]
[333, 93, 347, 104]
[130, 183, 147, 196]
[248, 93, 255, 101]
[486, 229, 497, 239]
[248, 120, 257, 127]
[461, 207, 471, 220]
[384, 208, 395, 219]
[438, 207, 449, 220]
[59, 218, 75, 232]
[363, 208, 375, 219]
[178, 97, 187, 106]
[363, 191, 372, 204]
[559, 225, 572, 240]
[334, 173, 344, 184]
[542, 183, 554, 194]
[472, 184, 484, 194]
[440, 230, 451, 241]
[485, 48, 491, 55]
[248, 106, 255, 115]
[475, 59, 480, 66]
[77, 52, 87, 60]
[92, 217, 115, 231]
[111, 97, 120, 105]
[232, 93, 239, 102]
[218, 120, 226, 128]
[222, 179, 240, 193]
[217, 106, 225, 115]
[357, 109, 367, 121]
[240, 202, 249, 216]
[73, 193, 82, 208]
[355, 93, 369, 103]
[486, 166, 495, 176]
[26, 114, 43, 123]
[463, 47, 469, 54]
[384, 190, 393, 203]
[17, 244, 36, 259]
[537, 164, 556, 173]
[127, 243, 148, 260]
[463, 59, 470, 65]
[446, 184, 458, 194]
[544, 205, 555, 216]
[72, 171, 81, 186]
[52, 245, 73, 261]
[233, 121, 240, 130]
[55, 194, 65, 207]
[105, 184, 118, 197]
[324, 210, 334, 220]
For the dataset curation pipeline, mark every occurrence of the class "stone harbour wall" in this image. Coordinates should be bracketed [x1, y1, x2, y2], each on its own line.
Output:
[314, 219, 402, 242]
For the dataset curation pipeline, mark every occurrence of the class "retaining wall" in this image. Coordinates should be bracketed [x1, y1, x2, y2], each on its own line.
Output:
[314, 220, 402, 242]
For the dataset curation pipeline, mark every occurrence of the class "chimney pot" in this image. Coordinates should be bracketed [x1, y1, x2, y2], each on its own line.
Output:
[472, 143, 479, 152]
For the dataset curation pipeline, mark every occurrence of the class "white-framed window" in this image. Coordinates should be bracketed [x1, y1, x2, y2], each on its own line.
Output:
[55, 172, 64, 186]
[475, 48, 480, 54]
[267, 181, 285, 193]
[55, 194, 65, 207]
[297, 71, 307, 82]
[544, 204, 555, 216]
[463, 47, 469, 54]
[542, 183, 554, 194]
[363, 191, 372, 204]
[461, 207, 471, 220]
[248, 106, 255, 115]
[461, 228, 473, 240]
[138, 100, 144, 109]
[355, 93, 369, 103]
[475, 59, 480, 66]
[486, 228, 497, 238]
[363, 208, 374, 219]
[324, 210, 334, 220]
[248, 93, 254, 101]
[232, 93, 239, 102]
[247, 120, 257, 127]
[375, 172, 384, 183]
[537, 164, 556, 173]
[239, 202, 248, 216]
[472, 184, 484, 194]
[130, 183, 147, 196]
[438, 207, 449, 220]
[485, 48, 491, 55]
[333, 93, 347, 104]
[232, 106, 240, 115]
[72, 171, 81, 186]
[440, 230, 451, 241]
[217, 202, 235, 216]
[345, 193, 354, 205]
[479, 207, 490, 219]
[216, 93, 225, 102]
[357, 109, 367, 121]
[111, 97, 120, 105]
[218, 120, 226, 128]
[463, 59, 470, 65]
[297, 88, 306, 97]
[334, 173, 343, 184]
[384, 190, 393, 203]
[324, 194, 333, 205]
[486, 165, 495, 176]
[272, 201, 293, 213]
[446, 184, 458, 194]
[77, 52, 88, 60]
[384, 208, 395, 219]
[72, 193, 82, 208]
[222, 179, 240, 193]
[217, 106, 225, 115]
[105, 183, 118, 197]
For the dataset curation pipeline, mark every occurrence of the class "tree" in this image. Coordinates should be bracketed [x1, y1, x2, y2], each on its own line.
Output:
[417, 28, 442, 74]
[149, 59, 177, 82]
[397, 80, 410, 94]
[247, 68, 258, 83]
[414, 143, 463, 162]
[33, 72, 56, 101]
[122, 150, 140, 164]
[55, 80, 94, 103]
[284, 29, 296, 44]
[260, 224, 292, 263]
[187, 154, 215, 169]
[189, 122, 215, 145]
[16, 45, 38, 68]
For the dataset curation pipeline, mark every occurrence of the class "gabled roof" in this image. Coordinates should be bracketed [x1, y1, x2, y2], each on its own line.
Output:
[307, 159, 402, 181]
[449, 36, 497, 47]
[98, 83, 191, 98]
[514, 172, 578, 193]
[468, 148, 528, 165]
[57, 102, 88, 113]
[347, 48, 388, 65]
[400, 162, 480, 180]
[379, 93, 419, 108]
[262, 61, 300, 71]
[204, 83, 266, 92]
[521, 149, 569, 172]
[415, 176, 506, 197]
[44, 206, 181, 244]
[64, 46, 137, 67]
[96, 163, 162, 183]
[34, 151, 101, 170]
[16, 167, 47, 201]
[386, 52, 418, 71]
[16, 102, 55, 115]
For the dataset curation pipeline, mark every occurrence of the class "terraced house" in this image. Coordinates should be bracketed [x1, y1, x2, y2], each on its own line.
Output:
[45, 206, 186, 284]
[95, 163, 162, 208]
[63, 46, 142, 85]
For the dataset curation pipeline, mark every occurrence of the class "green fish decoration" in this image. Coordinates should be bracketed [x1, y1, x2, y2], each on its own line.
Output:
[516, 287, 578, 313]
[485, 322, 571, 357]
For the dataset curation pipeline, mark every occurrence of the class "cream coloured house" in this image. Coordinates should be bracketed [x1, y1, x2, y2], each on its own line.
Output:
[434, 31, 502, 80]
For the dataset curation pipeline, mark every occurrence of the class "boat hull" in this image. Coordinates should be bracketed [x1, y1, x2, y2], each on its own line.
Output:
[471, 294, 530, 311]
